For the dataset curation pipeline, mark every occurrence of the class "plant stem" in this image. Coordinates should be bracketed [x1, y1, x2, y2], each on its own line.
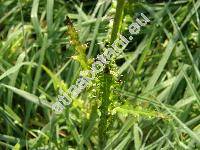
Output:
[110, 0, 126, 43]
[99, 73, 112, 149]
[98, 0, 125, 148]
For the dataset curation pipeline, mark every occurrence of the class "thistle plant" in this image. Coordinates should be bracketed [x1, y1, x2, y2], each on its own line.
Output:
[0, 0, 200, 149]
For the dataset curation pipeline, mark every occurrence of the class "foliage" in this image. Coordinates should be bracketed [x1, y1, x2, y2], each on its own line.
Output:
[0, 0, 200, 149]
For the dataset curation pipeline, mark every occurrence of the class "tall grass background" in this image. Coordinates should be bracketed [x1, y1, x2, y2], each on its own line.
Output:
[0, 0, 200, 149]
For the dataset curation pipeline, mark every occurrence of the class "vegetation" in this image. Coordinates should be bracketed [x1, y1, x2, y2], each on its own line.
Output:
[0, 0, 200, 149]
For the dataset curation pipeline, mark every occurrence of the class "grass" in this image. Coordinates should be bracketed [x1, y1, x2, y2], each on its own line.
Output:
[0, 0, 200, 149]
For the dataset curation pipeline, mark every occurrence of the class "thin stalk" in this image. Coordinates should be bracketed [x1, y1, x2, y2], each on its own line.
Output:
[110, 0, 126, 43]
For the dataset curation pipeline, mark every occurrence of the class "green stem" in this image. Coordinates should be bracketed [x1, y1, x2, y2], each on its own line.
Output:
[98, 0, 126, 148]
[99, 73, 112, 149]
[110, 0, 126, 43]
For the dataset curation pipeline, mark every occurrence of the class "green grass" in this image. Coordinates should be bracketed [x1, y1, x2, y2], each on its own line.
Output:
[0, 0, 200, 149]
